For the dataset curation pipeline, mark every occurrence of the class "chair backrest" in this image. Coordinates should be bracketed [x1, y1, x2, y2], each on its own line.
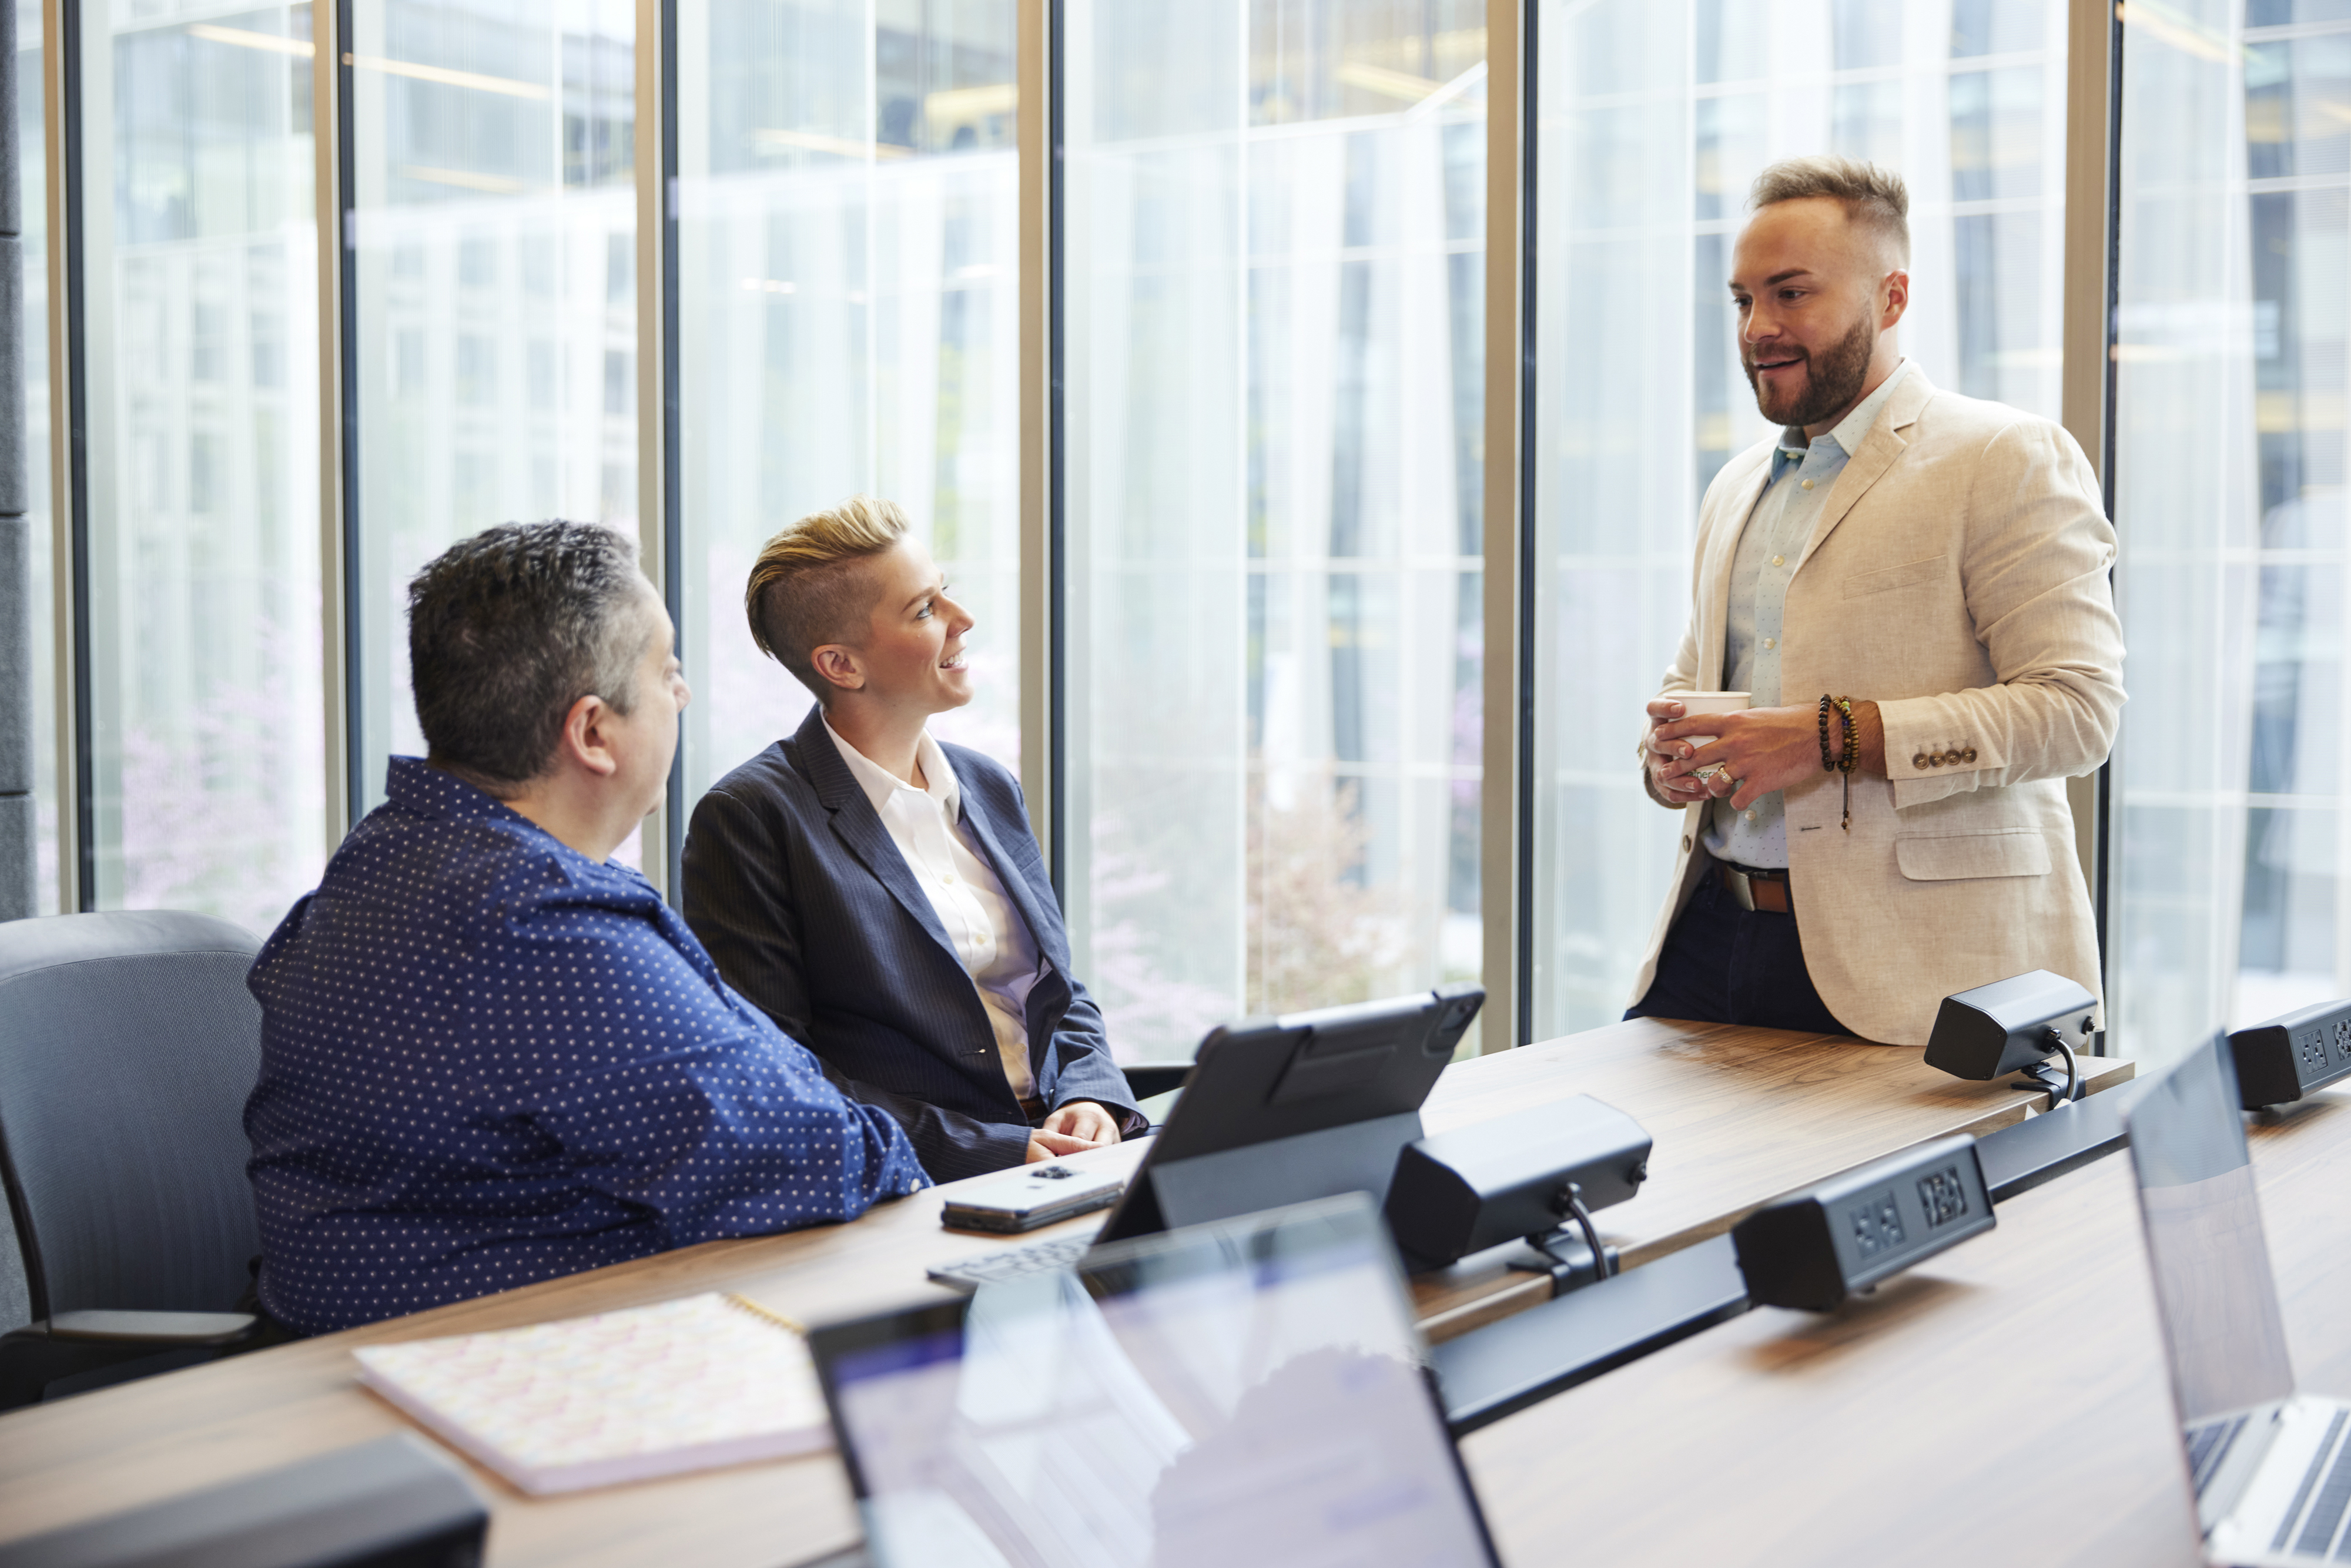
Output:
[0, 910, 265, 1319]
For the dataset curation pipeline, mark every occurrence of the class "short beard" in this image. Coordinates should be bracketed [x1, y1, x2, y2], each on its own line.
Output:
[1743, 309, 1876, 429]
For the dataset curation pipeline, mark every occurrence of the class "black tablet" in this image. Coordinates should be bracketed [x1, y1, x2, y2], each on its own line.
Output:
[1093, 983, 1483, 1244]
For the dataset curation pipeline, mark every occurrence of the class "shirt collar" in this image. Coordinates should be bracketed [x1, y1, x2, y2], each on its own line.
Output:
[822, 715, 960, 823]
[383, 755, 615, 869]
[1773, 356, 1911, 475]
[386, 755, 527, 825]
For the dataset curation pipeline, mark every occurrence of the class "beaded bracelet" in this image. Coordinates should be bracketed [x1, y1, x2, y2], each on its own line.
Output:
[1817, 695, 1838, 773]
[1833, 695, 1858, 830]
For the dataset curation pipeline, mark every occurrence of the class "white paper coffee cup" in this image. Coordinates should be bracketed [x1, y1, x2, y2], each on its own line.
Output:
[1666, 691, 1749, 778]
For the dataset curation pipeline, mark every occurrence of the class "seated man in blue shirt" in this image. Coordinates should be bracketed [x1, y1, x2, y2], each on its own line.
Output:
[244, 521, 926, 1335]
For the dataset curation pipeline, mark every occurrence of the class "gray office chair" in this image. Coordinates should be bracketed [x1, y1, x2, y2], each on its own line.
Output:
[1120, 1064, 1191, 1100]
[0, 910, 270, 1408]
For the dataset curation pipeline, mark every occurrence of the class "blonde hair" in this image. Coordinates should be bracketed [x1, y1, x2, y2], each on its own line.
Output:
[1749, 155, 1910, 266]
[744, 495, 911, 699]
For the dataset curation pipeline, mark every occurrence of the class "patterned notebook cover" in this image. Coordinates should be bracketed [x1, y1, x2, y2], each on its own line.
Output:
[354, 1292, 832, 1494]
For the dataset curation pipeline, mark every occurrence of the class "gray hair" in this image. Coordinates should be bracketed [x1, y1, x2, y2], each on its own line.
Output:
[407, 521, 653, 796]
[1749, 155, 1910, 265]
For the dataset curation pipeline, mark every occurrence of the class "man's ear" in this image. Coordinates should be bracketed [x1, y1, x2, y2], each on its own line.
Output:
[556, 692, 621, 779]
[811, 644, 865, 695]
[1880, 267, 1910, 331]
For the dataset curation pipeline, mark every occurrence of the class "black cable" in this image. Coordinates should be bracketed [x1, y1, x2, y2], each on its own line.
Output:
[1543, 1180, 1612, 1281]
[2041, 1027, 2082, 1106]
[2052, 1034, 2081, 1105]
[1569, 1186, 1612, 1279]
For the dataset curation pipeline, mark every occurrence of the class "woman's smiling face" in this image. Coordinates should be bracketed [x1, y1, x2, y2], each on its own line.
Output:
[823, 535, 976, 716]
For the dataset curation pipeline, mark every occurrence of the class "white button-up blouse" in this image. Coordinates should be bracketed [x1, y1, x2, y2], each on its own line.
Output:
[823, 717, 1046, 1099]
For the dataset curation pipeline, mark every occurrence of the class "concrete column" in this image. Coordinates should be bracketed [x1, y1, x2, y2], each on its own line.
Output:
[0, 0, 29, 923]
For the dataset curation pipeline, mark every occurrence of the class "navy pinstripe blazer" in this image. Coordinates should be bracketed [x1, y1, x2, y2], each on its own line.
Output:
[681, 705, 1140, 1182]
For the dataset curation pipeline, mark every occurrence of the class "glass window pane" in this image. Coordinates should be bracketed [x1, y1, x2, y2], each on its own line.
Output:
[347, 0, 638, 855]
[76, 0, 323, 932]
[2249, 1, 2351, 29]
[1528, 1, 2070, 1040]
[1064, 1, 1488, 1060]
[2112, 4, 2351, 1050]
[18, 0, 54, 910]
[675, 0, 1020, 810]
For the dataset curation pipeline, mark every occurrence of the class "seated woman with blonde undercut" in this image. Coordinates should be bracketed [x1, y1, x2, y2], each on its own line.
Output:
[681, 497, 1141, 1182]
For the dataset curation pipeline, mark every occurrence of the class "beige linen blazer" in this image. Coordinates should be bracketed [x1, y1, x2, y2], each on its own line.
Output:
[1631, 367, 2124, 1046]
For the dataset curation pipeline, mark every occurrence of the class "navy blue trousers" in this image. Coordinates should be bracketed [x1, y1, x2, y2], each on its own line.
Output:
[1625, 867, 1852, 1035]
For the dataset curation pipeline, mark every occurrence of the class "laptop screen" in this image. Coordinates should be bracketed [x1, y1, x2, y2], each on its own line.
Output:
[815, 1197, 1498, 1568]
[2124, 1034, 2296, 1425]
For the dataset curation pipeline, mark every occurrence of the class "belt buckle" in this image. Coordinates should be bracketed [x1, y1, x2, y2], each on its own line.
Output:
[1726, 866, 1755, 913]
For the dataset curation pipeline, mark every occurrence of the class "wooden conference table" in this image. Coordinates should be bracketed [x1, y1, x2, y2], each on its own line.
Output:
[0, 1016, 2139, 1566]
[1462, 1081, 2351, 1567]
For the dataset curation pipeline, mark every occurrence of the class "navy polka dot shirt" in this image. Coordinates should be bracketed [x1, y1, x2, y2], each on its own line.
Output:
[243, 758, 929, 1335]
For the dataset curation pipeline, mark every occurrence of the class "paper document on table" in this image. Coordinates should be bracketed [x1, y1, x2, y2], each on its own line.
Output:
[354, 1291, 829, 1494]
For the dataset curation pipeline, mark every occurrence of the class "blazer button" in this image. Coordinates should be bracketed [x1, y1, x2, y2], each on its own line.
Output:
[1681, 835, 1693, 852]
[1962, 747, 1977, 762]
[1913, 753, 1928, 769]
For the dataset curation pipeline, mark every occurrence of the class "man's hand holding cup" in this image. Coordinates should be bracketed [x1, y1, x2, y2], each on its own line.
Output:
[1645, 692, 1750, 805]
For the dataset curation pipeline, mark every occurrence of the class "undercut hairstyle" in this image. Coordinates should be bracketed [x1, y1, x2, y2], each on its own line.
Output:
[1749, 155, 1910, 266]
[406, 521, 653, 798]
[743, 496, 912, 701]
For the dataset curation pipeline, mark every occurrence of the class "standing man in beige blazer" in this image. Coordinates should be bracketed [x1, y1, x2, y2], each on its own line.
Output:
[1634, 155, 2124, 1047]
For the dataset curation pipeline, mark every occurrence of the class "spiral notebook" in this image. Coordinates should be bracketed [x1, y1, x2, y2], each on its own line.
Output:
[353, 1292, 832, 1495]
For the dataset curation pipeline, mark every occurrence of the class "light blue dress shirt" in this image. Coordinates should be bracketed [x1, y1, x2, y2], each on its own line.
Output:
[1703, 360, 1913, 869]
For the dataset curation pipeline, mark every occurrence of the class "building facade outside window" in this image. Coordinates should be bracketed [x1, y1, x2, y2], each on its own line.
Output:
[72, 0, 324, 933]
[346, 0, 639, 869]
[1061, 0, 1489, 1060]
[674, 0, 1022, 817]
[2109, 0, 2351, 1060]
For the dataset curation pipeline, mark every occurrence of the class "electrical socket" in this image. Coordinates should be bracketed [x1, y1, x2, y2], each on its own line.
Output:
[2231, 999, 2351, 1108]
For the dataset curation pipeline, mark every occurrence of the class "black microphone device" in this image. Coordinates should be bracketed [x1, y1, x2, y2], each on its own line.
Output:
[1924, 969, 2098, 1104]
[1730, 1133, 1995, 1311]
[2229, 999, 2351, 1108]
[1383, 1094, 1651, 1274]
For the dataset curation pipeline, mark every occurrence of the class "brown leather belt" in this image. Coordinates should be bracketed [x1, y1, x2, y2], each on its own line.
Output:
[1718, 862, 1794, 916]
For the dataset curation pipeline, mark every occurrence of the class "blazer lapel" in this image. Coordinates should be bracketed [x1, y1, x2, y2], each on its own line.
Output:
[953, 792, 1076, 1088]
[956, 800, 1064, 973]
[1794, 367, 1934, 575]
[1700, 457, 1772, 688]
[789, 708, 960, 959]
